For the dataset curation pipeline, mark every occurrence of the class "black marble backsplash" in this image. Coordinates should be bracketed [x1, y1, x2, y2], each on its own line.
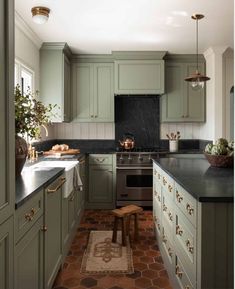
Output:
[115, 95, 160, 148]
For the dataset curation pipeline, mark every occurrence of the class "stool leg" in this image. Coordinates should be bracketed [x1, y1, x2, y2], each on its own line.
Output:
[126, 215, 130, 236]
[134, 213, 139, 241]
[121, 217, 127, 246]
[112, 216, 118, 243]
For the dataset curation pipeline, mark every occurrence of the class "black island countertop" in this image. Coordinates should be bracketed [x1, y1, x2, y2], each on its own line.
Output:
[153, 155, 234, 202]
[15, 167, 65, 209]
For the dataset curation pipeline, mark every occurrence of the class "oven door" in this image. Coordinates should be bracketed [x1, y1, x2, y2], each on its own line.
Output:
[116, 167, 153, 202]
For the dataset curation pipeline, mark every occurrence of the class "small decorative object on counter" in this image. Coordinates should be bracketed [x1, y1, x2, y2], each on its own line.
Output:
[166, 131, 180, 152]
[204, 138, 234, 168]
[119, 133, 135, 150]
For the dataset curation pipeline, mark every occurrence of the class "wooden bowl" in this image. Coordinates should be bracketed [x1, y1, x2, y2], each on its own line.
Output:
[204, 153, 234, 168]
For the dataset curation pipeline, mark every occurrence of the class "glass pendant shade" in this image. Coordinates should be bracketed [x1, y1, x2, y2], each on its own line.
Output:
[31, 7, 50, 24]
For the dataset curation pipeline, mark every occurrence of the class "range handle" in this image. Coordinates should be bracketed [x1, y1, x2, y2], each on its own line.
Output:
[116, 166, 152, 170]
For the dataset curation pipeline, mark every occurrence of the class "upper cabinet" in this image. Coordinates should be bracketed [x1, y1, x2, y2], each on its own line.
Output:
[72, 62, 114, 122]
[40, 43, 72, 122]
[114, 60, 165, 95]
[161, 59, 205, 122]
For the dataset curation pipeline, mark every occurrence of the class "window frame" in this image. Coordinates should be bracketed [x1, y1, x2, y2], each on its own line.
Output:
[15, 59, 35, 94]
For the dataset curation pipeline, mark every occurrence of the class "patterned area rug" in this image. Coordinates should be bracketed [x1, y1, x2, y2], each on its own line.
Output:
[81, 230, 134, 274]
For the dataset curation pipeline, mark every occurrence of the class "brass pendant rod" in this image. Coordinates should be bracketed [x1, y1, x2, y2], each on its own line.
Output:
[196, 17, 199, 72]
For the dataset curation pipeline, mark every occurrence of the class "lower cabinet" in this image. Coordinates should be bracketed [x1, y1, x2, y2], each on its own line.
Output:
[44, 176, 64, 289]
[14, 216, 44, 289]
[0, 216, 14, 289]
[87, 154, 115, 209]
[153, 162, 234, 289]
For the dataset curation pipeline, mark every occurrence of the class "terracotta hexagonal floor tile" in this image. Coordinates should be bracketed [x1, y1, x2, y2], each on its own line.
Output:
[126, 270, 141, 279]
[117, 277, 135, 288]
[80, 277, 97, 288]
[135, 277, 152, 288]
[133, 250, 145, 257]
[152, 276, 171, 288]
[98, 276, 118, 288]
[63, 277, 81, 287]
[149, 262, 164, 271]
[107, 287, 123, 289]
[154, 256, 164, 264]
[159, 269, 169, 277]
[142, 269, 158, 279]
[133, 262, 148, 271]
[139, 256, 154, 264]
[145, 250, 159, 257]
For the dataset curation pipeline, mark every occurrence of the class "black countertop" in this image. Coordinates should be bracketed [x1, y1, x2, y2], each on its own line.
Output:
[15, 167, 64, 209]
[153, 156, 234, 202]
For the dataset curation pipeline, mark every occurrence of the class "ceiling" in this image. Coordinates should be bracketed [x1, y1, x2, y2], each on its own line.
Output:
[15, 0, 234, 54]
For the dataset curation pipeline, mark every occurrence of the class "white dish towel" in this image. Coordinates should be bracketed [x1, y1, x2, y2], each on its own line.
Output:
[63, 162, 83, 198]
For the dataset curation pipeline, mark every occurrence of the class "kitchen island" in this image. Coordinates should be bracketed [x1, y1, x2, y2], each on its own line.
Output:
[152, 155, 233, 289]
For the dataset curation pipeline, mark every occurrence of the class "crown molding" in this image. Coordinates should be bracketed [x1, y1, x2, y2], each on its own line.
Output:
[15, 11, 42, 49]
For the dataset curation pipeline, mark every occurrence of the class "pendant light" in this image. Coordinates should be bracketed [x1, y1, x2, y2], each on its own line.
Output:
[185, 14, 210, 90]
[31, 7, 50, 24]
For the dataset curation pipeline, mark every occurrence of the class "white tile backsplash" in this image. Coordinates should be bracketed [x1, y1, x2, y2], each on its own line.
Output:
[160, 123, 200, 139]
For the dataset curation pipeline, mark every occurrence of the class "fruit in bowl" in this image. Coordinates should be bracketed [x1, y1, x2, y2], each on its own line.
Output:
[204, 139, 234, 168]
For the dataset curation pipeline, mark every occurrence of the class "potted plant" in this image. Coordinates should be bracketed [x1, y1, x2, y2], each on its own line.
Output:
[15, 85, 57, 176]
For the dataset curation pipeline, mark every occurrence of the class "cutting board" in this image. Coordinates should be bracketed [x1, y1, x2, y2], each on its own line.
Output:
[43, 149, 80, 156]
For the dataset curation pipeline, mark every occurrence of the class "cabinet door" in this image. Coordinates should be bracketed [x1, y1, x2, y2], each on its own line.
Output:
[72, 63, 94, 121]
[14, 216, 43, 289]
[0, 0, 14, 222]
[115, 60, 164, 94]
[89, 165, 113, 203]
[63, 55, 71, 122]
[161, 63, 184, 122]
[44, 178, 63, 289]
[184, 63, 205, 122]
[0, 217, 13, 289]
[93, 63, 114, 122]
[68, 191, 76, 232]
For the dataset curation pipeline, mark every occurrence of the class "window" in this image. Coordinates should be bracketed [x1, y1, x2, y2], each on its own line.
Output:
[15, 60, 34, 94]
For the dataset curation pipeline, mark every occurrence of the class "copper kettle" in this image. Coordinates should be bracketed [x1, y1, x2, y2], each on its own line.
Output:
[119, 134, 135, 150]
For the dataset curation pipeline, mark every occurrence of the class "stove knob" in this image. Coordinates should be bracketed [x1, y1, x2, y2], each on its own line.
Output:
[138, 154, 143, 161]
[119, 154, 123, 160]
[128, 154, 132, 161]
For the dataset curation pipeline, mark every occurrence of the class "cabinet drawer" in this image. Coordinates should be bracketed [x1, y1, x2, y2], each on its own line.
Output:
[175, 182, 197, 226]
[15, 190, 44, 243]
[174, 208, 196, 282]
[153, 164, 162, 184]
[161, 225, 174, 266]
[175, 254, 195, 289]
[162, 188, 174, 230]
[153, 199, 161, 237]
[89, 154, 113, 165]
[161, 170, 174, 200]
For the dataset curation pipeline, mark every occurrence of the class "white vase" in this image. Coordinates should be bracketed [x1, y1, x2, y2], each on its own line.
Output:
[169, 140, 178, 152]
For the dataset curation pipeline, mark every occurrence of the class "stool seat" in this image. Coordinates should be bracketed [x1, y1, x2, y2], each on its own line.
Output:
[111, 205, 143, 246]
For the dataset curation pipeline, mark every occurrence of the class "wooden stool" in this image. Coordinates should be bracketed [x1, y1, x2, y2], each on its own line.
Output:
[111, 205, 143, 246]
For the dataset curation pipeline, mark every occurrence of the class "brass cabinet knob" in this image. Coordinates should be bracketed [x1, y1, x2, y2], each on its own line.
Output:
[163, 204, 167, 212]
[158, 173, 161, 180]
[168, 212, 173, 221]
[94, 115, 98, 118]
[157, 223, 160, 230]
[91, 115, 94, 117]
[157, 195, 161, 202]
[154, 190, 157, 196]
[168, 184, 173, 192]
[40, 225, 47, 232]
[186, 203, 194, 215]
[163, 177, 167, 185]
[154, 169, 157, 175]
[186, 239, 194, 254]
[175, 265, 183, 278]
[25, 213, 33, 221]
[168, 247, 173, 257]
[176, 225, 183, 236]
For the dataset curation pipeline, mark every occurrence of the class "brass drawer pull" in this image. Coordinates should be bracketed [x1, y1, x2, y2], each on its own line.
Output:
[157, 195, 161, 202]
[158, 173, 161, 180]
[176, 190, 183, 203]
[175, 265, 183, 278]
[163, 204, 167, 212]
[186, 239, 194, 254]
[168, 247, 173, 257]
[176, 225, 183, 236]
[24, 207, 36, 222]
[154, 169, 157, 175]
[40, 225, 47, 232]
[186, 203, 194, 215]
[163, 177, 167, 185]
[157, 223, 160, 230]
[47, 177, 66, 193]
[154, 190, 157, 196]
[162, 235, 167, 243]
[96, 158, 105, 163]
[168, 212, 173, 221]
[168, 184, 173, 192]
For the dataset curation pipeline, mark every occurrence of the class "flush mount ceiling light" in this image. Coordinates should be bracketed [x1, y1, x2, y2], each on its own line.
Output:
[185, 14, 210, 90]
[31, 7, 50, 24]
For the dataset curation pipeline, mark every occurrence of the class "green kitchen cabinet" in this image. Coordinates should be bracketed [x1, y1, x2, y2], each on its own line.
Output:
[68, 191, 76, 233]
[72, 62, 114, 122]
[87, 154, 115, 209]
[0, 0, 14, 224]
[114, 60, 165, 94]
[44, 176, 64, 289]
[0, 217, 14, 289]
[161, 62, 205, 122]
[14, 216, 44, 289]
[40, 42, 72, 122]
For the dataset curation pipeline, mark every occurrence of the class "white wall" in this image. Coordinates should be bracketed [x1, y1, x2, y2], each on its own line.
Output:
[15, 12, 41, 90]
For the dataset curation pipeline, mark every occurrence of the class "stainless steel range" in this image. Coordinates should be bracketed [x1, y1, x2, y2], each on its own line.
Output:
[116, 148, 166, 207]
